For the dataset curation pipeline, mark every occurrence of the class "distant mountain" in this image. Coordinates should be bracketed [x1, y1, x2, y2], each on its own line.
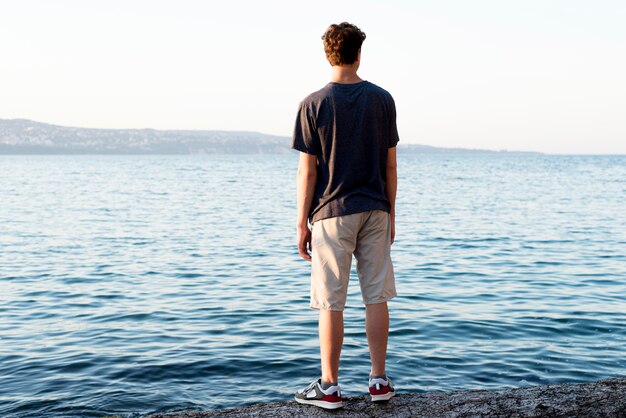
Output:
[0, 119, 290, 154]
[398, 143, 540, 155]
[0, 119, 539, 155]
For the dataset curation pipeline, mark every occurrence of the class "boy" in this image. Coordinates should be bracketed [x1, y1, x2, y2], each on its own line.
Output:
[292, 22, 399, 409]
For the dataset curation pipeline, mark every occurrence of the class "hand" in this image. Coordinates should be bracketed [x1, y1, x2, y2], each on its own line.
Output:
[297, 225, 312, 262]
[390, 214, 395, 245]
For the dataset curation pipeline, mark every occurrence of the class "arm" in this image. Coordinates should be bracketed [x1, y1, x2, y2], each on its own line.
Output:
[296, 152, 317, 261]
[385, 147, 397, 244]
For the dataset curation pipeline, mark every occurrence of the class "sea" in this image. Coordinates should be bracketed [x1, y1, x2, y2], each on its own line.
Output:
[1, 154, 625, 417]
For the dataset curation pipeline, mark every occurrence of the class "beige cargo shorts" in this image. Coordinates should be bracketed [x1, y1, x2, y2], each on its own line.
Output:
[310, 209, 396, 311]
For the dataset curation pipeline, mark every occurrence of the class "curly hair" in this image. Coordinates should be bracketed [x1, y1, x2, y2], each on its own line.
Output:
[321, 22, 366, 66]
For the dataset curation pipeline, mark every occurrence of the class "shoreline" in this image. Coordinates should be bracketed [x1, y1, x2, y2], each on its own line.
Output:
[149, 377, 626, 417]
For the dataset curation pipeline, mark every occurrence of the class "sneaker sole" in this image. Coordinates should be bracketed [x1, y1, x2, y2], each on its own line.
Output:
[371, 391, 395, 402]
[295, 397, 344, 409]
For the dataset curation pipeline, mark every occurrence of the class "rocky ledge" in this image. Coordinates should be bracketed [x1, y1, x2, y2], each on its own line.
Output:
[149, 377, 626, 417]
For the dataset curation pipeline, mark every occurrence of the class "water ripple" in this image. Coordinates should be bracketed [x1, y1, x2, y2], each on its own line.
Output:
[0, 154, 625, 417]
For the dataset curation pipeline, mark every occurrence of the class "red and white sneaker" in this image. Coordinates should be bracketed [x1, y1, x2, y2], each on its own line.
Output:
[295, 378, 343, 409]
[369, 376, 395, 401]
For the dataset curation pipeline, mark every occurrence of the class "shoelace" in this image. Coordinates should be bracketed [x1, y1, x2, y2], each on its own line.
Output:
[303, 380, 318, 394]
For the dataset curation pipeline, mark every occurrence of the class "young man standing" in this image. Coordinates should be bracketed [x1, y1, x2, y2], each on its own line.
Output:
[292, 22, 399, 410]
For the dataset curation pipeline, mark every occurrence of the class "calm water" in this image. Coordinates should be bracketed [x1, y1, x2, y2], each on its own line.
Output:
[1, 154, 625, 417]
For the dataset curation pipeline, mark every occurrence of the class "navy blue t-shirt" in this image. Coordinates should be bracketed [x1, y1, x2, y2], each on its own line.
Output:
[292, 80, 399, 223]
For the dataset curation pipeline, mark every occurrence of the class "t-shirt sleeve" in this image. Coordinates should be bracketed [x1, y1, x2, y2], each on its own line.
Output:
[388, 95, 400, 148]
[291, 102, 319, 155]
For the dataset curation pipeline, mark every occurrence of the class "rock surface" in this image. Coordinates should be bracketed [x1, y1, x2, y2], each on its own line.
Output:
[149, 377, 626, 417]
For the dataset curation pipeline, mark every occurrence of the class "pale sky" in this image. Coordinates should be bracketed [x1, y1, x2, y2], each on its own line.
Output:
[1, 0, 625, 154]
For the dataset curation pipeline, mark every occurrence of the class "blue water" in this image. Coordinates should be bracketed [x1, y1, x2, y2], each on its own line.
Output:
[1, 154, 625, 417]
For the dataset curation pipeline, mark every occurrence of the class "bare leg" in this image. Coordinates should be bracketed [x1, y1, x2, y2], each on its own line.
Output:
[366, 302, 389, 376]
[319, 310, 344, 383]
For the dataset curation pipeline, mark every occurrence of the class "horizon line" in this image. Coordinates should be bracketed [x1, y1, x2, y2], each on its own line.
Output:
[2, 117, 625, 156]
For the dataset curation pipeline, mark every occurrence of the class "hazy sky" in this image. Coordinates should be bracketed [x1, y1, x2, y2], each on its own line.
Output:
[2, 0, 625, 154]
